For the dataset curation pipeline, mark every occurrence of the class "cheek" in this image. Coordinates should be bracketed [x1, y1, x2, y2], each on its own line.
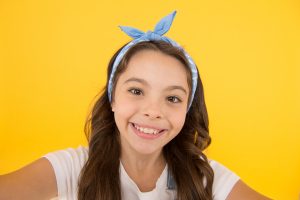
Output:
[169, 110, 187, 132]
[114, 97, 138, 124]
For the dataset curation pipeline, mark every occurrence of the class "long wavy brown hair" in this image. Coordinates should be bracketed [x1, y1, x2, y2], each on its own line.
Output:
[77, 40, 214, 200]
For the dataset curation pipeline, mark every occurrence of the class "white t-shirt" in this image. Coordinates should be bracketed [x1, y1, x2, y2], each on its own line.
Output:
[43, 145, 239, 200]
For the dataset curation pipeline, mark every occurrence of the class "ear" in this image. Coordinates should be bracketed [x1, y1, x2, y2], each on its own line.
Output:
[111, 101, 115, 112]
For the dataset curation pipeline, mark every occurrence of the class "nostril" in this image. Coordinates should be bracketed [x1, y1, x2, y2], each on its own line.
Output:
[144, 113, 161, 118]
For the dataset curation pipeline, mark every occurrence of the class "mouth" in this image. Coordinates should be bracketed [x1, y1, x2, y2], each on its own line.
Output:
[130, 122, 166, 139]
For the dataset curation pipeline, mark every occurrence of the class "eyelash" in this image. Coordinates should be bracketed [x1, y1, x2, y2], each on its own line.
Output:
[127, 88, 182, 103]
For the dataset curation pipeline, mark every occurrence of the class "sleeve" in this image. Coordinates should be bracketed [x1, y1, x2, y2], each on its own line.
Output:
[209, 160, 240, 200]
[42, 145, 88, 200]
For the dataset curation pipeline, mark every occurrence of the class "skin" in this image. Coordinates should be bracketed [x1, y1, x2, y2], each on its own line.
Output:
[0, 49, 271, 199]
[111, 49, 190, 192]
[0, 158, 57, 200]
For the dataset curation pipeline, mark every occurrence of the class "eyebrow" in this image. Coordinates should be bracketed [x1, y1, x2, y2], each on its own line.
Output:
[124, 77, 187, 95]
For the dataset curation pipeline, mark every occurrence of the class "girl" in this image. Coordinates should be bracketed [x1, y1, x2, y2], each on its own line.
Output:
[0, 11, 271, 200]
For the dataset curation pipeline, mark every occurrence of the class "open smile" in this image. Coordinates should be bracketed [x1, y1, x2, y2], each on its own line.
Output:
[130, 123, 167, 139]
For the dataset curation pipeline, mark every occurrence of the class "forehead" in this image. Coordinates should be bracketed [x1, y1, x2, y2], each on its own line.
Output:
[119, 50, 189, 88]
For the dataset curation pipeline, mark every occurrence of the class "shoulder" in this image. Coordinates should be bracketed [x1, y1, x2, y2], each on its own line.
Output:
[42, 145, 89, 169]
[207, 159, 240, 200]
[207, 159, 271, 200]
[225, 179, 272, 200]
[208, 159, 239, 180]
[42, 145, 88, 199]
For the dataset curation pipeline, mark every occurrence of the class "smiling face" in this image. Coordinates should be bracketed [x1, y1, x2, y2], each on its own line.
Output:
[111, 49, 190, 156]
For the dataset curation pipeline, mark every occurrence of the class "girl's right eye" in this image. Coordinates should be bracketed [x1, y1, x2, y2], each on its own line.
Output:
[128, 88, 143, 96]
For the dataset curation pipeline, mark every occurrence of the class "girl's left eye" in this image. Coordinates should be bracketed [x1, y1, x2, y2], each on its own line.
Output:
[167, 96, 182, 103]
[128, 88, 143, 96]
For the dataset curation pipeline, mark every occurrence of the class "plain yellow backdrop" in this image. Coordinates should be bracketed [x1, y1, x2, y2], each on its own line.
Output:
[0, 0, 299, 199]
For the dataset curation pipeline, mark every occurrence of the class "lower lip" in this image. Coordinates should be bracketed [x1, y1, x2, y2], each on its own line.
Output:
[130, 123, 166, 139]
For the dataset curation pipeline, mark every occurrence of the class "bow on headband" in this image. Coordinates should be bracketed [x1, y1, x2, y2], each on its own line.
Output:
[119, 11, 176, 41]
[108, 11, 198, 111]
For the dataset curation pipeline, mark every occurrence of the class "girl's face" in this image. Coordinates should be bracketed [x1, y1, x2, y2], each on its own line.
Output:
[112, 49, 190, 156]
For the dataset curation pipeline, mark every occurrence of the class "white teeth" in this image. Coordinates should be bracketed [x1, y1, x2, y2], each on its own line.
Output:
[133, 124, 160, 135]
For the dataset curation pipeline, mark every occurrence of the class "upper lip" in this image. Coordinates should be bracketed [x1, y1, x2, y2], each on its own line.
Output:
[131, 122, 166, 131]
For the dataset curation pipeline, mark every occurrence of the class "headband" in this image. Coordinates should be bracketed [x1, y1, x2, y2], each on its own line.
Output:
[108, 11, 198, 111]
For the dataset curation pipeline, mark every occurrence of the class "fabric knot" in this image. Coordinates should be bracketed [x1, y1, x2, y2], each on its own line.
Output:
[119, 11, 177, 40]
[143, 31, 161, 41]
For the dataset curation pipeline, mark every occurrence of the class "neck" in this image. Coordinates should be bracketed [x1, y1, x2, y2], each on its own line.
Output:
[120, 145, 166, 173]
[120, 142, 167, 192]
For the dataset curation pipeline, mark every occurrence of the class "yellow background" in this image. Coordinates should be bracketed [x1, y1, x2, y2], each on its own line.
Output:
[0, 1, 299, 199]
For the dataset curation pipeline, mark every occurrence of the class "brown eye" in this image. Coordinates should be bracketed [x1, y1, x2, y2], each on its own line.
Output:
[128, 88, 143, 96]
[167, 96, 182, 103]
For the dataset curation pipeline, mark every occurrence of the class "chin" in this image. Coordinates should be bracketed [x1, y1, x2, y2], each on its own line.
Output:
[132, 143, 163, 156]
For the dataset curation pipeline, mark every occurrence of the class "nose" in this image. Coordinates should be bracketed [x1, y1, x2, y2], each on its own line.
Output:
[142, 100, 163, 120]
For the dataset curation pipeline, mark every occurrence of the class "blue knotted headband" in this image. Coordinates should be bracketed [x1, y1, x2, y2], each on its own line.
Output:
[107, 11, 198, 111]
